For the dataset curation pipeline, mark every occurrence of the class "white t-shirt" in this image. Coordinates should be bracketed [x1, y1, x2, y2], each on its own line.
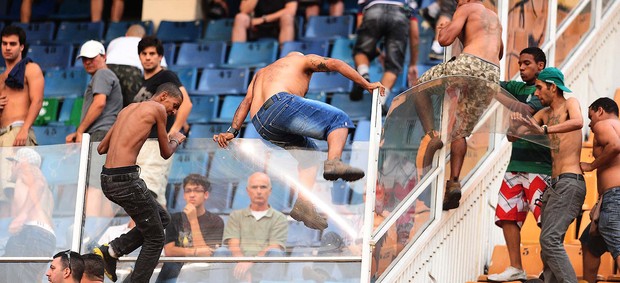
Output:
[105, 36, 168, 72]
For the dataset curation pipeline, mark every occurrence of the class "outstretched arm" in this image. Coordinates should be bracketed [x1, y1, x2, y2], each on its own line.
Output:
[213, 74, 255, 147]
[305, 54, 386, 96]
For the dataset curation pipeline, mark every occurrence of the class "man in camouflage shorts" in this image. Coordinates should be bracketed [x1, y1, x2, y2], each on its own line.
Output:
[412, 0, 503, 211]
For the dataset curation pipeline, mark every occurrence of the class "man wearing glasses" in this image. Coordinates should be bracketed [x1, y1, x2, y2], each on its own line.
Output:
[46, 250, 85, 283]
[156, 174, 224, 282]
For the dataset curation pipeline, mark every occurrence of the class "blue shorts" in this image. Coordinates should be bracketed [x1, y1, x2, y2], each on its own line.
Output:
[598, 187, 620, 259]
[252, 92, 355, 150]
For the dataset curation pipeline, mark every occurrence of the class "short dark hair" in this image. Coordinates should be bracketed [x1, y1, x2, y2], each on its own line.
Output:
[154, 82, 183, 101]
[543, 81, 564, 96]
[589, 97, 619, 116]
[137, 36, 164, 55]
[1, 25, 26, 46]
[81, 253, 104, 282]
[521, 47, 547, 68]
[183, 174, 211, 192]
[53, 250, 85, 282]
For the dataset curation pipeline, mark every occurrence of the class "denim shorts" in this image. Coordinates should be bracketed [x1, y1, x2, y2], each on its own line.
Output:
[252, 92, 355, 150]
[353, 4, 410, 75]
[597, 187, 620, 259]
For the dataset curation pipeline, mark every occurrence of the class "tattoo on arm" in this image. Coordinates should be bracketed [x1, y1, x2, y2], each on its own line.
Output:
[311, 57, 330, 72]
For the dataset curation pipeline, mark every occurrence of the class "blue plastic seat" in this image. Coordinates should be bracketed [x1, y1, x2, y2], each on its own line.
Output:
[305, 92, 327, 102]
[203, 18, 234, 41]
[330, 37, 356, 66]
[188, 123, 227, 139]
[28, 44, 74, 70]
[353, 120, 371, 142]
[242, 123, 260, 139]
[163, 43, 177, 66]
[32, 125, 76, 145]
[175, 41, 226, 68]
[223, 40, 278, 68]
[213, 96, 248, 123]
[308, 72, 353, 93]
[186, 95, 219, 124]
[4, 0, 55, 21]
[105, 21, 154, 42]
[369, 63, 408, 94]
[168, 66, 198, 91]
[49, 0, 90, 20]
[302, 15, 354, 40]
[330, 93, 372, 120]
[279, 40, 329, 58]
[56, 97, 76, 125]
[44, 68, 88, 97]
[193, 68, 250, 95]
[13, 22, 55, 43]
[156, 20, 203, 42]
[56, 21, 105, 44]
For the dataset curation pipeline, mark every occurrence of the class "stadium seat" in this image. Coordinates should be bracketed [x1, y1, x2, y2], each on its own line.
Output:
[224, 40, 278, 68]
[203, 18, 234, 42]
[168, 66, 198, 91]
[186, 95, 219, 123]
[156, 20, 203, 42]
[193, 68, 250, 95]
[175, 41, 226, 68]
[188, 123, 227, 140]
[27, 44, 74, 69]
[13, 22, 55, 43]
[213, 96, 248, 123]
[302, 15, 354, 40]
[308, 72, 353, 93]
[520, 213, 541, 244]
[4, 0, 55, 21]
[353, 120, 371, 142]
[330, 37, 355, 66]
[163, 43, 177, 66]
[306, 92, 327, 102]
[49, 0, 90, 20]
[105, 21, 154, 42]
[56, 21, 105, 44]
[44, 69, 88, 97]
[56, 97, 77, 125]
[242, 123, 261, 139]
[34, 98, 60, 125]
[330, 93, 372, 121]
[279, 40, 329, 58]
[231, 181, 251, 210]
[369, 63, 408, 94]
[32, 125, 76, 145]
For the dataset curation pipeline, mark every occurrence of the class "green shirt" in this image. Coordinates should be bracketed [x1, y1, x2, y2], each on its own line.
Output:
[223, 207, 288, 256]
[502, 81, 552, 175]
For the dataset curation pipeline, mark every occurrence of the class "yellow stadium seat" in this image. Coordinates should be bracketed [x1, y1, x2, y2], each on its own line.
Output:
[521, 213, 541, 244]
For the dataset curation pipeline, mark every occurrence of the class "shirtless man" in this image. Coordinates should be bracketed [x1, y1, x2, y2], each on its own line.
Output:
[0, 25, 44, 147]
[2, 147, 56, 283]
[412, 0, 503, 210]
[93, 82, 186, 282]
[213, 52, 384, 230]
[514, 67, 584, 283]
[579, 97, 620, 283]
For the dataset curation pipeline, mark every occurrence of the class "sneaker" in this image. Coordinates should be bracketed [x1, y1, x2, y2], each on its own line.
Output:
[415, 130, 443, 176]
[442, 180, 462, 211]
[487, 266, 527, 282]
[323, 159, 365, 182]
[93, 244, 118, 282]
[350, 73, 370, 101]
[290, 198, 328, 230]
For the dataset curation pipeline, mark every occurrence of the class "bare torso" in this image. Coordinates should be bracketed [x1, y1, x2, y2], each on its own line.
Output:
[104, 101, 163, 168]
[248, 56, 313, 118]
[592, 119, 620, 194]
[0, 65, 35, 127]
[459, 3, 502, 65]
[12, 165, 54, 229]
[541, 101, 582, 177]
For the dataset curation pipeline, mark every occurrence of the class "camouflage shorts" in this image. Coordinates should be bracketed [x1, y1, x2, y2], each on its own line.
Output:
[107, 64, 144, 107]
[418, 53, 500, 138]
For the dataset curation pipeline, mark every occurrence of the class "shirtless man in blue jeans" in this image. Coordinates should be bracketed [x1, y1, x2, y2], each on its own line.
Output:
[94, 82, 186, 282]
[213, 52, 384, 230]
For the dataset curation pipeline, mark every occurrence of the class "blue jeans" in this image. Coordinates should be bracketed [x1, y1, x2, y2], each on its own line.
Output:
[598, 187, 620, 259]
[1, 225, 56, 283]
[211, 246, 286, 282]
[353, 4, 410, 75]
[101, 165, 171, 283]
[539, 174, 585, 283]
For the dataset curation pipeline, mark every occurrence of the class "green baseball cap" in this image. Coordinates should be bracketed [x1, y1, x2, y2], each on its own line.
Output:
[537, 67, 572, 93]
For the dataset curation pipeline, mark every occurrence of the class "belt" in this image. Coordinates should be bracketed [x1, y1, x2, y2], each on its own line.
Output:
[101, 172, 140, 183]
[551, 173, 584, 184]
[0, 122, 24, 136]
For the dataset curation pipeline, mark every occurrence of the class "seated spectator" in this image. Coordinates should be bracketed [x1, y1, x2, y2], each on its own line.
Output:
[46, 250, 85, 283]
[155, 174, 225, 283]
[301, 0, 344, 19]
[81, 253, 104, 283]
[212, 172, 288, 282]
[231, 0, 297, 44]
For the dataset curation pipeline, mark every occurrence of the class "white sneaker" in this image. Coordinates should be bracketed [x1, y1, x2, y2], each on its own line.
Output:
[487, 266, 527, 282]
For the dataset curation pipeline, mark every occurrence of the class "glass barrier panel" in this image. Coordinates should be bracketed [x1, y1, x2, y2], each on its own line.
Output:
[0, 144, 82, 282]
[557, 0, 583, 26]
[83, 138, 366, 281]
[505, 0, 550, 80]
[555, 2, 593, 67]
